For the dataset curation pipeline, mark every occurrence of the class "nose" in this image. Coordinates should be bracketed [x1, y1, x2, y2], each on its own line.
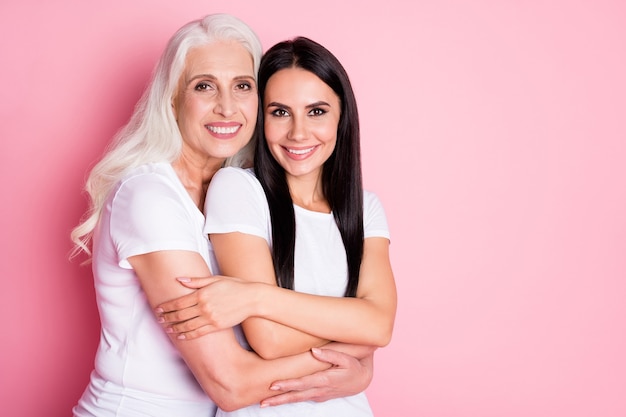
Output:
[214, 91, 236, 117]
[288, 115, 307, 141]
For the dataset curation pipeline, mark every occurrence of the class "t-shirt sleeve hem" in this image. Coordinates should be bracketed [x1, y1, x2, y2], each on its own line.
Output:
[118, 241, 200, 269]
[204, 224, 268, 242]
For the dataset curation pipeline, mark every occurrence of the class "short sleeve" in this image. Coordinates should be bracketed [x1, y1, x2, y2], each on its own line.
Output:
[110, 173, 199, 268]
[364, 191, 391, 241]
[204, 167, 270, 242]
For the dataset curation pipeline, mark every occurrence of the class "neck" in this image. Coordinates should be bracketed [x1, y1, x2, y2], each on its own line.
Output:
[172, 156, 224, 209]
[287, 173, 329, 213]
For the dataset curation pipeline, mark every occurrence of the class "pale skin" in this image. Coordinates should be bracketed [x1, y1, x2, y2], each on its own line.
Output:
[127, 42, 372, 411]
[156, 67, 397, 394]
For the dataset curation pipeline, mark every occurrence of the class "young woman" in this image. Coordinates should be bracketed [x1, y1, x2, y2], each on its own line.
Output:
[71, 16, 372, 416]
[157, 37, 397, 416]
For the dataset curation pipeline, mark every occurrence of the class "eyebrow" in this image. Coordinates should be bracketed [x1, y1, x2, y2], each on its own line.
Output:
[266, 100, 331, 110]
[186, 74, 256, 85]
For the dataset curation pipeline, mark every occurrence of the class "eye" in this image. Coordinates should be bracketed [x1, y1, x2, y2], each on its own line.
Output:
[194, 81, 214, 91]
[270, 108, 290, 117]
[309, 107, 327, 116]
[235, 82, 253, 91]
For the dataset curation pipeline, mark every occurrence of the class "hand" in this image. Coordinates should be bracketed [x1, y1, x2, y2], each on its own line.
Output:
[260, 348, 374, 407]
[155, 276, 259, 339]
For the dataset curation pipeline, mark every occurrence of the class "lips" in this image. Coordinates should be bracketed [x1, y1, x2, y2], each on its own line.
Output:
[286, 146, 316, 155]
[206, 122, 241, 138]
[207, 124, 240, 134]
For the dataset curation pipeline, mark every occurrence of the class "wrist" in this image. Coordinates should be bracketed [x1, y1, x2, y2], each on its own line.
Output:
[252, 282, 270, 319]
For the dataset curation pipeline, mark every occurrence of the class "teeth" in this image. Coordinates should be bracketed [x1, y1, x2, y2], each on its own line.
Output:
[208, 125, 239, 134]
[287, 147, 315, 155]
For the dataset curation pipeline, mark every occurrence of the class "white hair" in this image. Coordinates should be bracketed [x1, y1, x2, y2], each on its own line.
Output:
[71, 14, 263, 256]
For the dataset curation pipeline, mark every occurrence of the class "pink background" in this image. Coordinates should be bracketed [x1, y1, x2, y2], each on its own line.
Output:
[1, 1, 625, 416]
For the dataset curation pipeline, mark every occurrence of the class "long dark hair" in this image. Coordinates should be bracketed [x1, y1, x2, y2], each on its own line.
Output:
[254, 37, 363, 297]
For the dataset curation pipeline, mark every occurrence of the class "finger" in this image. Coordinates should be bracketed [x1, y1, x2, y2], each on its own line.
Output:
[268, 372, 329, 392]
[156, 292, 198, 314]
[158, 305, 200, 324]
[166, 316, 209, 334]
[310, 347, 357, 368]
[261, 388, 326, 407]
[172, 323, 217, 340]
[176, 276, 220, 289]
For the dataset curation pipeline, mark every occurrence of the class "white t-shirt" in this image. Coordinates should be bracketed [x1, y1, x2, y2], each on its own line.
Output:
[204, 167, 390, 417]
[74, 162, 218, 417]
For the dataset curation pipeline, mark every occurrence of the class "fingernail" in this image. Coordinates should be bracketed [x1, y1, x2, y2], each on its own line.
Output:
[157, 317, 165, 323]
[177, 334, 186, 340]
[312, 347, 321, 355]
[155, 307, 164, 313]
[260, 403, 269, 408]
[166, 327, 173, 333]
[269, 384, 280, 391]
[177, 277, 191, 282]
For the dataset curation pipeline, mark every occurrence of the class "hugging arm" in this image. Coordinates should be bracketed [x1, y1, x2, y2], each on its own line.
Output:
[157, 232, 397, 360]
[211, 231, 332, 359]
[128, 250, 330, 411]
[261, 347, 375, 407]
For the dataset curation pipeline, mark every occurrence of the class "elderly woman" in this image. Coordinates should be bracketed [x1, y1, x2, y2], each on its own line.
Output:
[71, 14, 371, 417]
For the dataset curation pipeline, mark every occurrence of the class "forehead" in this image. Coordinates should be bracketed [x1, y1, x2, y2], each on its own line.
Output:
[184, 40, 255, 78]
[265, 67, 338, 102]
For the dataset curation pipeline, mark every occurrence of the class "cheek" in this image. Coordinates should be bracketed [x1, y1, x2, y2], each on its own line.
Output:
[328, 117, 341, 141]
[177, 97, 202, 121]
[241, 97, 259, 120]
[263, 121, 283, 143]
[316, 123, 339, 143]
[264, 124, 285, 159]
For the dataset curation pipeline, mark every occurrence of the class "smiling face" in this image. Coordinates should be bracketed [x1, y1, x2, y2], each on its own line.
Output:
[263, 67, 341, 184]
[172, 40, 258, 165]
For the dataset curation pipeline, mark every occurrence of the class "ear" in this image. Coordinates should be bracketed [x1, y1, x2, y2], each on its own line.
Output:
[171, 97, 178, 121]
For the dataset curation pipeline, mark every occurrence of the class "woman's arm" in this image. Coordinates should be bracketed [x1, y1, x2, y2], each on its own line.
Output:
[262, 348, 375, 407]
[212, 231, 331, 358]
[128, 249, 330, 411]
[157, 232, 397, 359]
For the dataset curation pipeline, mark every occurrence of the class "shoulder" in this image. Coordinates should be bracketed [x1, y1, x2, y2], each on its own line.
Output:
[213, 166, 258, 184]
[363, 189, 385, 211]
[117, 163, 178, 193]
[363, 189, 390, 239]
[204, 167, 270, 237]
[210, 167, 263, 196]
[112, 163, 183, 215]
